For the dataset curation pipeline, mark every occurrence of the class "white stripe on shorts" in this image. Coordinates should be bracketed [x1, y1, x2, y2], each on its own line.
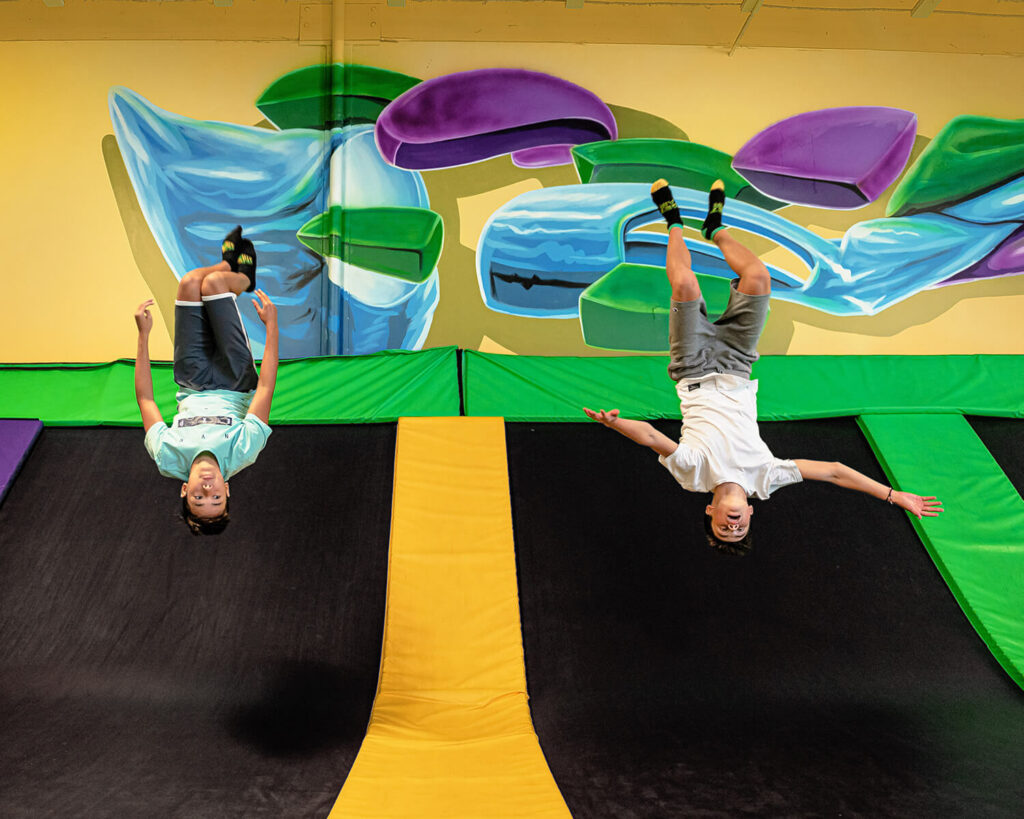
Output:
[212, 291, 260, 376]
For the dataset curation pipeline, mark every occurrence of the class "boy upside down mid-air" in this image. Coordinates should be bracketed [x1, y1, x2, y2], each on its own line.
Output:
[133, 227, 278, 535]
[584, 181, 942, 555]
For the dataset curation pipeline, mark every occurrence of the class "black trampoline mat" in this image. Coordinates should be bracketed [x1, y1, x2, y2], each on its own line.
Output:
[0, 426, 395, 818]
[507, 419, 1024, 819]
[968, 416, 1024, 499]
[3, 419, 1023, 818]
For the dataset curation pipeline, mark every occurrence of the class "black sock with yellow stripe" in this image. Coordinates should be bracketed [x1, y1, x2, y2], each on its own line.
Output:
[650, 179, 683, 228]
[701, 180, 726, 240]
[235, 238, 257, 293]
[222, 225, 243, 268]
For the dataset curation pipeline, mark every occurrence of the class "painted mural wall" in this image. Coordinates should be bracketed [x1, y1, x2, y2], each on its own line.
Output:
[2, 34, 1023, 362]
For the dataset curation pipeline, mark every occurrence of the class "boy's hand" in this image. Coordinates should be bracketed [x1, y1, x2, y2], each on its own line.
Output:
[584, 407, 620, 428]
[134, 299, 155, 335]
[893, 491, 943, 519]
[253, 289, 277, 327]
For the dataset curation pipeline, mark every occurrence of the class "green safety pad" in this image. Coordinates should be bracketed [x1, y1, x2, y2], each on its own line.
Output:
[5, 353, 1022, 426]
[753, 355, 1024, 420]
[0, 363, 152, 426]
[886, 115, 1024, 218]
[579, 263, 732, 351]
[298, 206, 443, 283]
[0, 347, 459, 426]
[463, 352, 674, 422]
[462, 353, 1024, 421]
[255, 63, 421, 130]
[571, 139, 784, 210]
[858, 413, 1024, 690]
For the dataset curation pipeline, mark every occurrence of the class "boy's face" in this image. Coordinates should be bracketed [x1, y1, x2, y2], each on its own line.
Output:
[181, 463, 230, 519]
[705, 500, 753, 542]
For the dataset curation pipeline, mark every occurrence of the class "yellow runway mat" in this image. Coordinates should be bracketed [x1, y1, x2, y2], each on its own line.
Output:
[329, 417, 570, 818]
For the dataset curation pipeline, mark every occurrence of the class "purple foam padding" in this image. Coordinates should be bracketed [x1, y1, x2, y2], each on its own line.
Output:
[732, 106, 917, 209]
[375, 68, 616, 170]
[937, 223, 1024, 286]
[0, 419, 43, 504]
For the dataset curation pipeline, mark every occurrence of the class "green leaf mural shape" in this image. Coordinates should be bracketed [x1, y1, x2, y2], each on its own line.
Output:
[256, 64, 422, 130]
[298, 205, 444, 284]
[579, 263, 735, 352]
[572, 139, 785, 211]
[886, 115, 1024, 218]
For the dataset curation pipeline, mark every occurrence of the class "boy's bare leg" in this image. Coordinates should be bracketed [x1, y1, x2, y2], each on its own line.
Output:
[200, 268, 252, 298]
[713, 230, 771, 296]
[666, 224, 701, 301]
[652, 180, 701, 302]
[176, 261, 231, 302]
[700, 180, 771, 296]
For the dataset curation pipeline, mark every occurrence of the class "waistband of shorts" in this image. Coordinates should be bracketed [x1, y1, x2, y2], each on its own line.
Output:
[676, 368, 755, 386]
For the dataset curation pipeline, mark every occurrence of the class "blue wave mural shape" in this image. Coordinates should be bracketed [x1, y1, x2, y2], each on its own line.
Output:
[109, 87, 438, 357]
[477, 182, 1023, 318]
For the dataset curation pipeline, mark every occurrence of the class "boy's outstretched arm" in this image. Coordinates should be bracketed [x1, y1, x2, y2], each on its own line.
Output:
[247, 290, 278, 425]
[583, 407, 678, 457]
[133, 299, 164, 432]
[794, 459, 943, 519]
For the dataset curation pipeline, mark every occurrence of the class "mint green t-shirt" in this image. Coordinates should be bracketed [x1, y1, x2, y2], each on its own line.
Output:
[144, 389, 271, 480]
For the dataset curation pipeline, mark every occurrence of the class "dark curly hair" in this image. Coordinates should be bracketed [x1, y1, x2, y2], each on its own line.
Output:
[181, 495, 230, 536]
[703, 513, 751, 557]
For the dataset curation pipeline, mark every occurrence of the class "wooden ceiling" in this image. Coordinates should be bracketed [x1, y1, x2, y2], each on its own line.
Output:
[2, 0, 1023, 57]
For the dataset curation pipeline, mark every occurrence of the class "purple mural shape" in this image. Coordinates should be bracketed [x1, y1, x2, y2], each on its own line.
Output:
[938, 224, 1024, 286]
[732, 106, 917, 209]
[511, 144, 575, 168]
[375, 68, 617, 170]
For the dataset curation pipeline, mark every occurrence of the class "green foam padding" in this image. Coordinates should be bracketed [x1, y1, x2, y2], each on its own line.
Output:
[858, 413, 1024, 690]
[297, 206, 443, 283]
[571, 138, 785, 210]
[886, 115, 1024, 218]
[5, 353, 1022, 426]
[579, 263, 733, 351]
[462, 353, 1024, 422]
[255, 63, 421, 130]
[0, 347, 459, 426]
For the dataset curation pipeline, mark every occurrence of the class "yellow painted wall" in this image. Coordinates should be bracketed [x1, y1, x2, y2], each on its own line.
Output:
[1, 40, 326, 362]
[1, 7, 1022, 360]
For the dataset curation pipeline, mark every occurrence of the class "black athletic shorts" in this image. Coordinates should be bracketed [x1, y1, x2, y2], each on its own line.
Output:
[173, 293, 259, 393]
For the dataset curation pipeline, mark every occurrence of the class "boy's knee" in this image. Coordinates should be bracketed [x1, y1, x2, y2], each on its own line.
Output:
[671, 280, 702, 302]
[738, 268, 771, 296]
[177, 270, 204, 302]
[200, 270, 232, 297]
[201, 269, 248, 297]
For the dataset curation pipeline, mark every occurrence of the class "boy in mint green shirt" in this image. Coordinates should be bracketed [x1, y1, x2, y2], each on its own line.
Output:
[133, 232, 278, 535]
